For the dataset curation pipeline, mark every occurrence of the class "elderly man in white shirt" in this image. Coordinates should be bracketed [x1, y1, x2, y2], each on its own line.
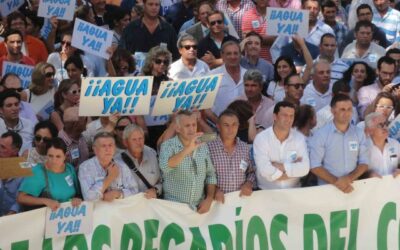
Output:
[169, 34, 210, 80]
[253, 101, 310, 189]
[365, 112, 400, 177]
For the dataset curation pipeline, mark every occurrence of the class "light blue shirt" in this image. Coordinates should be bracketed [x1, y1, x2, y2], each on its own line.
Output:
[308, 121, 369, 185]
[0, 178, 22, 215]
[372, 7, 400, 45]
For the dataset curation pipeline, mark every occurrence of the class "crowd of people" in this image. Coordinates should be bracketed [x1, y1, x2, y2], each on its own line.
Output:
[1, 0, 400, 216]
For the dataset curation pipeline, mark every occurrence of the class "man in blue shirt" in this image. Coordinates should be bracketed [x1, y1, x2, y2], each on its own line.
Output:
[309, 94, 369, 193]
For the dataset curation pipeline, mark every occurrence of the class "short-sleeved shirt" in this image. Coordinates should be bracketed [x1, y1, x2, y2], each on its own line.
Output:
[19, 163, 78, 202]
[372, 7, 400, 45]
[368, 137, 400, 176]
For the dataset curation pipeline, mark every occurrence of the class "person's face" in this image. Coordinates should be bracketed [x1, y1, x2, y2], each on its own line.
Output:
[9, 18, 26, 36]
[131, 9, 140, 21]
[332, 100, 353, 125]
[218, 115, 239, 141]
[352, 64, 367, 83]
[375, 97, 394, 118]
[322, 6, 337, 23]
[373, 0, 389, 13]
[115, 119, 131, 141]
[277, 60, 292, 80]
[304, 1, 320, 22]
[117, 15, 131, 31]
[377, 62, 396, 86]
[25, 17, 34, 35]
[0, 97, 20, 121]
[313, 63, 331, 87]
[152, 55, 169, 76]
[117, 60, 130, 76]
[357, 8, 373, 22]
[221, 44, 240, 67]
[320, 37, 337, 58]
[46, 147, 66, 169]
[44, 66, 55, 88]
[369, 115, 389, 139]
[92, 0, 106, 11]
[273, 106, 295, 131]
[355, 26, 373, 46]
[198, 4, 212, 25]
[5, 34, 23, 56]
[388, 53, 400, 74]
[144, 0, 160, 18]
[284, 75, 305, 101]
[179, 40, 198, 60]
[66, 63, 82, 81]
[256, 0, 268, 8]
[245, 35, 261, 57]
[244, 80, 262, 99]
[34, 128, 52, 154]
[207, 13, 224, 35]
[0, 136, 19, 158]
[61, 35, 74, 55]
[124, 130, 145, 155]
[93, 137, 116, 162]
[63, 84, 81, 105]
[176, 114, 197, 141]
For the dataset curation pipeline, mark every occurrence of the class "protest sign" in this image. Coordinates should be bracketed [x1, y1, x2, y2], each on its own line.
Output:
[45, 202, 93, 238]
[40, 18, 53, 40]
[0, 0, 24, 17]
[79, 76, 153, 116]
[389, 114, 400, 142]
[37, 100, 54, 121]
[2, 61, 34, 89]
[266, 7, 309, 37]
[38, 0, 76, 21]
[133, 52, 147, 73]
[151, 74, 222, 116]
[71, 18, 113, 59]
[160, 0, 179, 16]
[144, 96, 170, 126]
[2, 176, 400, 249]
[0, 157, 32, 179]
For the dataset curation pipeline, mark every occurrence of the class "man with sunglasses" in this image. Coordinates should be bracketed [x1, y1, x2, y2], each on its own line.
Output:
[197, 10, 239, 69]
[0, 90, 34, 155]
[365, 112, 400, 177]
[309, 94, 369, 193]
[169, 34, 209, 80]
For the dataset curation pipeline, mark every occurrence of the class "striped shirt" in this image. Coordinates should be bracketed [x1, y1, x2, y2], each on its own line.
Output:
[372, 7, 400, 45]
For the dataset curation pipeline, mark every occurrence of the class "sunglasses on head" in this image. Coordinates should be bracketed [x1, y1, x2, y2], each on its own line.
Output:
[61, 41, 71, 46]
[288, 83, 305, 89]
[182, 45, 197, 50]
[210, 19, 223, 26]
[35, 135, 51, 143]
[69, 89, 81, 95]
[154, 59, 169, 66]
[45, 72, 55, 78]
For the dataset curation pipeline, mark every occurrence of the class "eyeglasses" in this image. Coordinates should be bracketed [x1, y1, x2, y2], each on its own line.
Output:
[209, 19, 223, 26]
[182, 45, 197, 50]
[45, 72, 55, 78]
[154, 59, 169, 66]
[35, 135, 52, 143]
[61, 41, 71, 46]
[115, 126, 126, 131]
[4, 87, 23, 92]
[287, 83, 306, 89]
[376, 105, 393, 110]
[376, 121, 390, 129]
[68, 89, 81, 95]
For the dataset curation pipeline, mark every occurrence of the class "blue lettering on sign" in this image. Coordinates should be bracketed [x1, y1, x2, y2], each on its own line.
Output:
[49, 204, 87, 220]
[389, 121, 400, 138]
[160, 75, 219, 98]
[47, 6, 66, 17]
[6, 0, 21, 10]
[77, 22, 108, 42]
[270, 10, 304, 22]
[57, 220, 82, 234]
[277, 23, 299, 35]
[42, 0, 71, 4]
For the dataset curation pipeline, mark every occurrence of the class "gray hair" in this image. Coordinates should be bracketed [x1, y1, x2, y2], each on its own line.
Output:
[312, 59, 331, 75]
[243, 69, 263, 86]
[365, 112, 385, 128]
[93, 131, 115, 146]
[122, 124, 145, 140]
[177, 34, 197, 49]
[175, 110, 194, 127]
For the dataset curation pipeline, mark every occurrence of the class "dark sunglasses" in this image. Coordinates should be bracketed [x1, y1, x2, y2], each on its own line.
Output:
[35, 135, 52, 143]
[154, 59, 169, 66]
[45, 72, 55, 78]
[61, 41, 71, 46]
[210, 19, 223, 26]
[115, 126, 126, 131]
[288, 83, 305, 89]
[5, 87, 23, 92]
[182, 45, 197, 50]
[68, 89, 81, 95]
[376, 121, 390, 129]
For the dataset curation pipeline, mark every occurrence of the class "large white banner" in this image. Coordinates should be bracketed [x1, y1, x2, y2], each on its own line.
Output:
[1, 176, 400, 249]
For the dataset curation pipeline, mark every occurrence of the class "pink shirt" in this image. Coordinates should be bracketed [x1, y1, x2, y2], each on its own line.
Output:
[237, 95, 274, 129]
[268, 0, 301, 9]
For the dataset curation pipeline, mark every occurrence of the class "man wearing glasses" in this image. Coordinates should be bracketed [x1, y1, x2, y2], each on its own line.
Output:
[169, 34, 209, 80]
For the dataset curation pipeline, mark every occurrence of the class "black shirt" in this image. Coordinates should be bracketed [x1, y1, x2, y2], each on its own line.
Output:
[197, 34, 239, 59]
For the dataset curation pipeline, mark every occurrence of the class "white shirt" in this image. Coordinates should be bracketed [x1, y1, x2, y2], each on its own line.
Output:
[210, 65, 246, 116]
[168, 58, 210, 80]
[253, 127, 310, 190]
[341, 41, 386, 69]
[368, 137, 400, 176]
[301, 83, 332, 112]
[267, 81, 285, 103]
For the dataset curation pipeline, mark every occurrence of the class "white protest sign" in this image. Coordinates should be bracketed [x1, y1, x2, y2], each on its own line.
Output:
[0, 0, 24, 17]
[151, 74, 222, 116]
[40, 18, 53, 40]
[389, 114, 400, 142]
[37, 100, 54, 121]
[71, 18, 113, 59]
[2, 61, 34, 89]
[79, 76, 153, 116]
[266, 7, 309, 37]
[144, 96, 170, 126]
[38, 0, 76, 21]
[133, 52, 147, 73]
[45, 202, 93, 238]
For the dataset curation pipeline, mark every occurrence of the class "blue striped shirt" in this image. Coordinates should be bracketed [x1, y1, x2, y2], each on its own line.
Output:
[372, 7, 400, 45]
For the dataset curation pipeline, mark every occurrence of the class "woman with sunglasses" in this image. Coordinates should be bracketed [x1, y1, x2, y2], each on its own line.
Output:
[114, 116, 133, 153]
[17, 138, 82, 211]
[50, 79, 81, 131]
[24, 62, 57, 121]
[110, 48, 138, 77]
[47, 32, 76, 82]
[141, 46, 172, 149]
[24, 121, 58, 165]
